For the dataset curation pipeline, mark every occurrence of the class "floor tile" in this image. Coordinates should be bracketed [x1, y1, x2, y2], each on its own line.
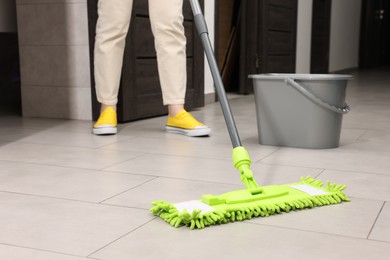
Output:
[248, 197, 382, 238]
[91, 219, 390, 260]
[369, 202, 390, 243]
[0, 192, 153, 256]
[338, 128, 366, 145]
[342, 105, 390, 130]
[261, 147, 390, 175]
[0, 117, 71, 130]
[342, 129, 390, 153]
[100, 134, 278, 162]
[0, 161, 155, 202]
[103, 153, 321, 186]
[104, 153, 240, 184]
[102, 177, 242, 209]
[318, 170, 390, 201]
[0, 127, 132, 148]
[0, 244, 91, 260]
[103, 162, 322, 208]
[0, 142, 143, 170]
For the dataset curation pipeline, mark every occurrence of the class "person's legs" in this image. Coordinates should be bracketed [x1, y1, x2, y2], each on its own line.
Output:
[149, 0, 211, 136]
[93, 0, 133, 134]
[149, 0, 186, 110]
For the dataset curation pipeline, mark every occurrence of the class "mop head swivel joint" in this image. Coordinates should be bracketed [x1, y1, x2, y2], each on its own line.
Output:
[150, 147, 350, 230]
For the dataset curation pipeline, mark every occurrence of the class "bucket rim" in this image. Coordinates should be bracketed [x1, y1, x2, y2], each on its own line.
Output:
[248, 73, 353, 80]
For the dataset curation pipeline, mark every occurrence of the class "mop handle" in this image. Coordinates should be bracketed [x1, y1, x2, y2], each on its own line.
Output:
[189, 0, 242, 148]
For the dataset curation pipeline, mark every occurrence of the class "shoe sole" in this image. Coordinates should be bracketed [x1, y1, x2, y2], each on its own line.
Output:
[165, 126, 211, 137]
[93, 126, 117, 135]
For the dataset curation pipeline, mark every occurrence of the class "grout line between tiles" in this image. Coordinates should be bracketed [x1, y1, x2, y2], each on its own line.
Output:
[0, 242, 100, 260]
[0, 190, 149, 212]
[253, 147, 282, 163]
[97, 152, 149, 171]
[0, 159, 161, 181]
[259, 161, 390, 177]
[243, 221, 386, 242]
[4, 137, 137, 150]
[354, 129, 368, 142]
[100, 152, 234, 171]
[314, 168, 326, 179]
[367, 201, 386, 239]
[257, 161, 324, 171]
[0, 158, 142, 172]
[98, 177, 159, 204]
[86, 217, 158, 258]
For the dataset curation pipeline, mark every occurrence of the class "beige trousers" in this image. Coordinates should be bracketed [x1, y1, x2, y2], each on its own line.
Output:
[94, 0, 187, 106]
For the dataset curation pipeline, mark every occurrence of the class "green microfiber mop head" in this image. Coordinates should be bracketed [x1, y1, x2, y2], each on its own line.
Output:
[151, 176, 349, 229]
[150, 147, 350, 229]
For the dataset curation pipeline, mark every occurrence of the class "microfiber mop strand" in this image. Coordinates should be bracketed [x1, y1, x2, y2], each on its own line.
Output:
[151, 176, 350, 230]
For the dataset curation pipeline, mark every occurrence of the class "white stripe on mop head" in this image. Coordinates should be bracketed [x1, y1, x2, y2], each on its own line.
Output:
[290, 184, 329, 196]
[174, 200, 215, 214]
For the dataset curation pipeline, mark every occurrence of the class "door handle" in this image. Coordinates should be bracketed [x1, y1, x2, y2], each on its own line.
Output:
[375, 9, 385, 20]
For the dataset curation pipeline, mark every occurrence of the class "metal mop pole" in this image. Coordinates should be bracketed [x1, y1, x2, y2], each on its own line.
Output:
[189, 0, 242, 148]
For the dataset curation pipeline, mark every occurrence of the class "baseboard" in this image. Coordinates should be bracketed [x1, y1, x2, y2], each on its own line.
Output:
[330, 67, 359, 74]
[204, 92, 216, 104]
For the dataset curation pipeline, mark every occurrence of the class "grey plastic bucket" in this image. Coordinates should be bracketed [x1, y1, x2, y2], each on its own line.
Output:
[249, 74, 353, 149]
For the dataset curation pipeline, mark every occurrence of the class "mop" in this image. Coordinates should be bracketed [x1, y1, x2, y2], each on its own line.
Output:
[151, 0, 350, 229]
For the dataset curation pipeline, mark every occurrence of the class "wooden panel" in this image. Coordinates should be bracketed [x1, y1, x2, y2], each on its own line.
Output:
[184, 21, 194, 57]
[134, 17, 155, 57]
[133, 0, 148, 14]
[239, 0, 297, 94]
[267, 5, 296, 31]
[0, 33, 21, 114]
[135, 59, 160, 96]
[239, 0, 260, 94]
[359, 0, 390, 68]
[216, 0, 235, 68]
[266, 55, 294, 72]
[133, 1, 193, 19]
[310, 0, 331, 73]
[267, 31, 293, 53]
[269, 0, 296, 8]
[0, 33, 19, 80]
[261, 0, 297, 74]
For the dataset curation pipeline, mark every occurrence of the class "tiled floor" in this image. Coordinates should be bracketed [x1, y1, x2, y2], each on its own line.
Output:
[1, 67, 390, 259]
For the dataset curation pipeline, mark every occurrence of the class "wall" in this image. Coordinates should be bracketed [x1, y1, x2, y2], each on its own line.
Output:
[16, 0, 92, 120]
[295, 0, 313, 73]
[295, 0, 362, 73]
[204, 0, 216, 100]
[329, 0, 362, 72]
[0, 0, 17, 32]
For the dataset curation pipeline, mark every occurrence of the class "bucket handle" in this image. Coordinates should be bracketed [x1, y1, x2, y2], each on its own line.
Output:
[285, 78, 350, 114]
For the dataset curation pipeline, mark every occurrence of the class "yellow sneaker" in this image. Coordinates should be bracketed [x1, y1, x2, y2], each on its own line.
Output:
[166, 109, 211, 137]
[93, 107, 117, 135]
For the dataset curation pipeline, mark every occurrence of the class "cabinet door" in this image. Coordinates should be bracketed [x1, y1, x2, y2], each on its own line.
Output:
[311, 0, 331, 73]
[360, 0, 390, 68]
[87, 0, 204, 122]
[240, 0, 297, 94]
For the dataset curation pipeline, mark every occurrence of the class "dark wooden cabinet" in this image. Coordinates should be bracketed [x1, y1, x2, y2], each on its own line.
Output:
[360, 0, 390, 68]
[87, 0, 204, 122]
[239, 0, 298, 94]
[310, 0, 331, 73]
